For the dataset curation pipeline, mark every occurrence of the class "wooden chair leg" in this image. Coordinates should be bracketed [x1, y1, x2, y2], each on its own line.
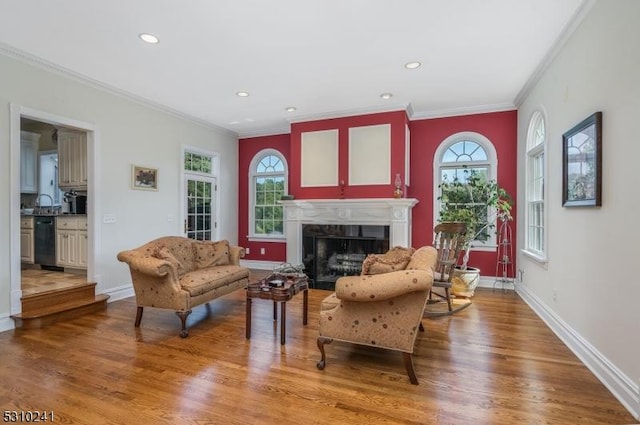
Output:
[445, 288, 453, 311]
[316, 336, 333, 370]
[134, 306, 144, 327]
[402, 352, 419, 385]
[175, 310, 192, 338]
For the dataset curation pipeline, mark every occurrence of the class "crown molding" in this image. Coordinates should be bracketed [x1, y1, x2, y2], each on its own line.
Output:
[238, 102, 412, 139]
[287, 102, 411, 125]
[409, 102, 516, 121]
[0, 42, 238, 139]
[239, 100, 516, 138]
[238, 125, 292, 139]
[513, 0, 597, 107]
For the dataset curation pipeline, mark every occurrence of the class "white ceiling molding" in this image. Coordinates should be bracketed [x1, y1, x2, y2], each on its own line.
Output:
[287, 102, 411, 126]
[409, 102, 517, 121]
[0, 2, 587, 137]
[514, 0, 597, 107]
[0, 42, 236, 139]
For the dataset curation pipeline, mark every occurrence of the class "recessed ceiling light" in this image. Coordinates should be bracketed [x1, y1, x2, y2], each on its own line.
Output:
[285, 106, 296, 112]
[139, 33, 159, 44]
[404, 61, 421, 69]
[380, 93, 393, 100]
[236, 91, 249, 97]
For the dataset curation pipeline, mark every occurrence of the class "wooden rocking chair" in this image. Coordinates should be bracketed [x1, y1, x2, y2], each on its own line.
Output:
[425, 222, 471, 316]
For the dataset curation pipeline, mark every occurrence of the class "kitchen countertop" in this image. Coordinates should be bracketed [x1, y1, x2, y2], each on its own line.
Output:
[21, 213, 87, 217]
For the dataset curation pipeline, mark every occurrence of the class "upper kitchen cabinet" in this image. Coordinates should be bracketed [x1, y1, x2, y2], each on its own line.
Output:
[58, 129, 87, 189]
[20, 131, 40, 193]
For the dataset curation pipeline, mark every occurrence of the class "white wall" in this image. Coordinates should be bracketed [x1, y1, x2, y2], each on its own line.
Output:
[0, 50, 239, 326]
[516, 0, 639, 418]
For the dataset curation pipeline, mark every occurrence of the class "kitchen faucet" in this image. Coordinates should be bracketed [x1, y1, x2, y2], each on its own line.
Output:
[36, 193, 55, 214]
[36, 193, 54, 207]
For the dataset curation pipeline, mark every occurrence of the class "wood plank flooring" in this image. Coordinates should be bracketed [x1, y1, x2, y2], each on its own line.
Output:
[0, 272, 635, 425]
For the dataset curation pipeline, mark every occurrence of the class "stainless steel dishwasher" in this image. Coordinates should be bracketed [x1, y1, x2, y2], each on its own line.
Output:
[34, 215, 57, 268]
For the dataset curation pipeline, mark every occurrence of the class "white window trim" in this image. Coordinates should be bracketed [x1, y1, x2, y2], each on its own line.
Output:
[181, 145, 220, 241]
[248, 148, 287, 242]
[522, 110, 548, 264]
[433, 131, 499, 250]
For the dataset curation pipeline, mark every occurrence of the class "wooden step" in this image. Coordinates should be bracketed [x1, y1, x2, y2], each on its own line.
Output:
[21, 282, 98, 314]
[14, 282, 109, 330]
[11, 294, 109, 330]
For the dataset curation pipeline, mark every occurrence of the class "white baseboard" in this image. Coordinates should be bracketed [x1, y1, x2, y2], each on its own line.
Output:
[240, 259, 285, 270]
[0, 314, 15, 334]
[516, 283, 639, 421]
[478, 275, 516, 291]
[103, 284, 135, 302]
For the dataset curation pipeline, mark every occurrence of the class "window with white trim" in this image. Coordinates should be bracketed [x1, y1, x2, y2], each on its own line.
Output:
[249, 149, 287, 240]
[525, 111, 546, 258]
[434, 132, 498, 248]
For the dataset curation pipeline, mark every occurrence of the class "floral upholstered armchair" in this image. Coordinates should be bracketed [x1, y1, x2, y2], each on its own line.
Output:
[316, 246, 437, 384]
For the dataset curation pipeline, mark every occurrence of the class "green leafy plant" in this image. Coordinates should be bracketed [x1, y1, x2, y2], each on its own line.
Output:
[437, 167, 512, 269]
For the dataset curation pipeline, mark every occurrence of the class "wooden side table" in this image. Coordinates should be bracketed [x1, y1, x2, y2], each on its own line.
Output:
[246, 273, 308, 345]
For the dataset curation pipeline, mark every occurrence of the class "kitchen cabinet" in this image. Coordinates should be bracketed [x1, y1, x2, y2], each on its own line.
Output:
[20, 216, 35, 264]
[58, 129, 87, 189]
[56, 216, 87, 269]
[20, 131, 40, 193]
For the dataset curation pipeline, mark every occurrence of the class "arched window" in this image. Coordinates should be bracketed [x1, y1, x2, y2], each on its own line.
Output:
[525, 111, 546, 259]
[433, 132, 498, 248]
[248, 149, 288, 240]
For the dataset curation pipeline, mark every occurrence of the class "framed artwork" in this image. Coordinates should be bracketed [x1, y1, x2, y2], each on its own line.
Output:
[131, 165, 158, 191]
[562, 111, 602, 207]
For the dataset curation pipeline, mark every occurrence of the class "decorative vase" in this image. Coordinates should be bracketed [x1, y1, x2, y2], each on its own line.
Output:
[451, 266, 481, 298]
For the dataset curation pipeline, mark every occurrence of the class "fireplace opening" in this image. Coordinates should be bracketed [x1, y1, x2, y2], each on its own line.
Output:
[302, 224, 389, 290]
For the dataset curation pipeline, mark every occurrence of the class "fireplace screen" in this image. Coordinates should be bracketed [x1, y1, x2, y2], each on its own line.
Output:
[302, 224, 389, 290]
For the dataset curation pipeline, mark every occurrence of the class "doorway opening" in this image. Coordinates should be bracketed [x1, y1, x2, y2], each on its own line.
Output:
[10, 104, 97, 317]
[20, 118, 89, 297]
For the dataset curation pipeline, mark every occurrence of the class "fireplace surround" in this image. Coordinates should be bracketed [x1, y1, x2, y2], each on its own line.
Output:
[280, 198, 418, 288]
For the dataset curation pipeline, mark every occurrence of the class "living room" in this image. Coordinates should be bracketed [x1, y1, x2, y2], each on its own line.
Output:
[0, 1, 638, 423]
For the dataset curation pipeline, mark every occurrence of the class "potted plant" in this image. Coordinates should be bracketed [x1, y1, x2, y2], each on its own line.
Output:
[437, 167, 513, 296]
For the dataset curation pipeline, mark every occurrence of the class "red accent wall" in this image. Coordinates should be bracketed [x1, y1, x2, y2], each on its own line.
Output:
[238, 109, 518, 275]
[290, 110, 409, 199]
[238, 133, 290, 261]
[408, 110, 518, 274]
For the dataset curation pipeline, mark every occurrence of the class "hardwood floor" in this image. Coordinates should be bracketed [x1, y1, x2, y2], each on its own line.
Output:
[0, 273, 635, 424]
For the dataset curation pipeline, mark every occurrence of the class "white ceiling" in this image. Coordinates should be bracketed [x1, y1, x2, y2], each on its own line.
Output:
[0, 0, 586, 138]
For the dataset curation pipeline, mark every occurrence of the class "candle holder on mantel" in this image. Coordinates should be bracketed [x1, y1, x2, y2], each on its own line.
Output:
[393, 174, 403, 198]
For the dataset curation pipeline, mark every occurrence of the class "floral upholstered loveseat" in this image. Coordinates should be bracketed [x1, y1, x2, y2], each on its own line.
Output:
[117, 236, 249, 337]
[316, 246, 437, 384]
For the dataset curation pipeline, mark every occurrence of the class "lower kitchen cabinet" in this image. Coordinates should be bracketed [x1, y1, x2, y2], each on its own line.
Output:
[56, 216, 87, 269]
[20, 216, 34, 264]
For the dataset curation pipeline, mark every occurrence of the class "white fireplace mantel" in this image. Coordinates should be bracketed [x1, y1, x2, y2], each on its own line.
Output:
[280, 198, 418, 265]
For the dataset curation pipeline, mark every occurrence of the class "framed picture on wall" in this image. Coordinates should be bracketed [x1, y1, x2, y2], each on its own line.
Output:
[562, 111, 602, 207]
[131, 165, 158, 191]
